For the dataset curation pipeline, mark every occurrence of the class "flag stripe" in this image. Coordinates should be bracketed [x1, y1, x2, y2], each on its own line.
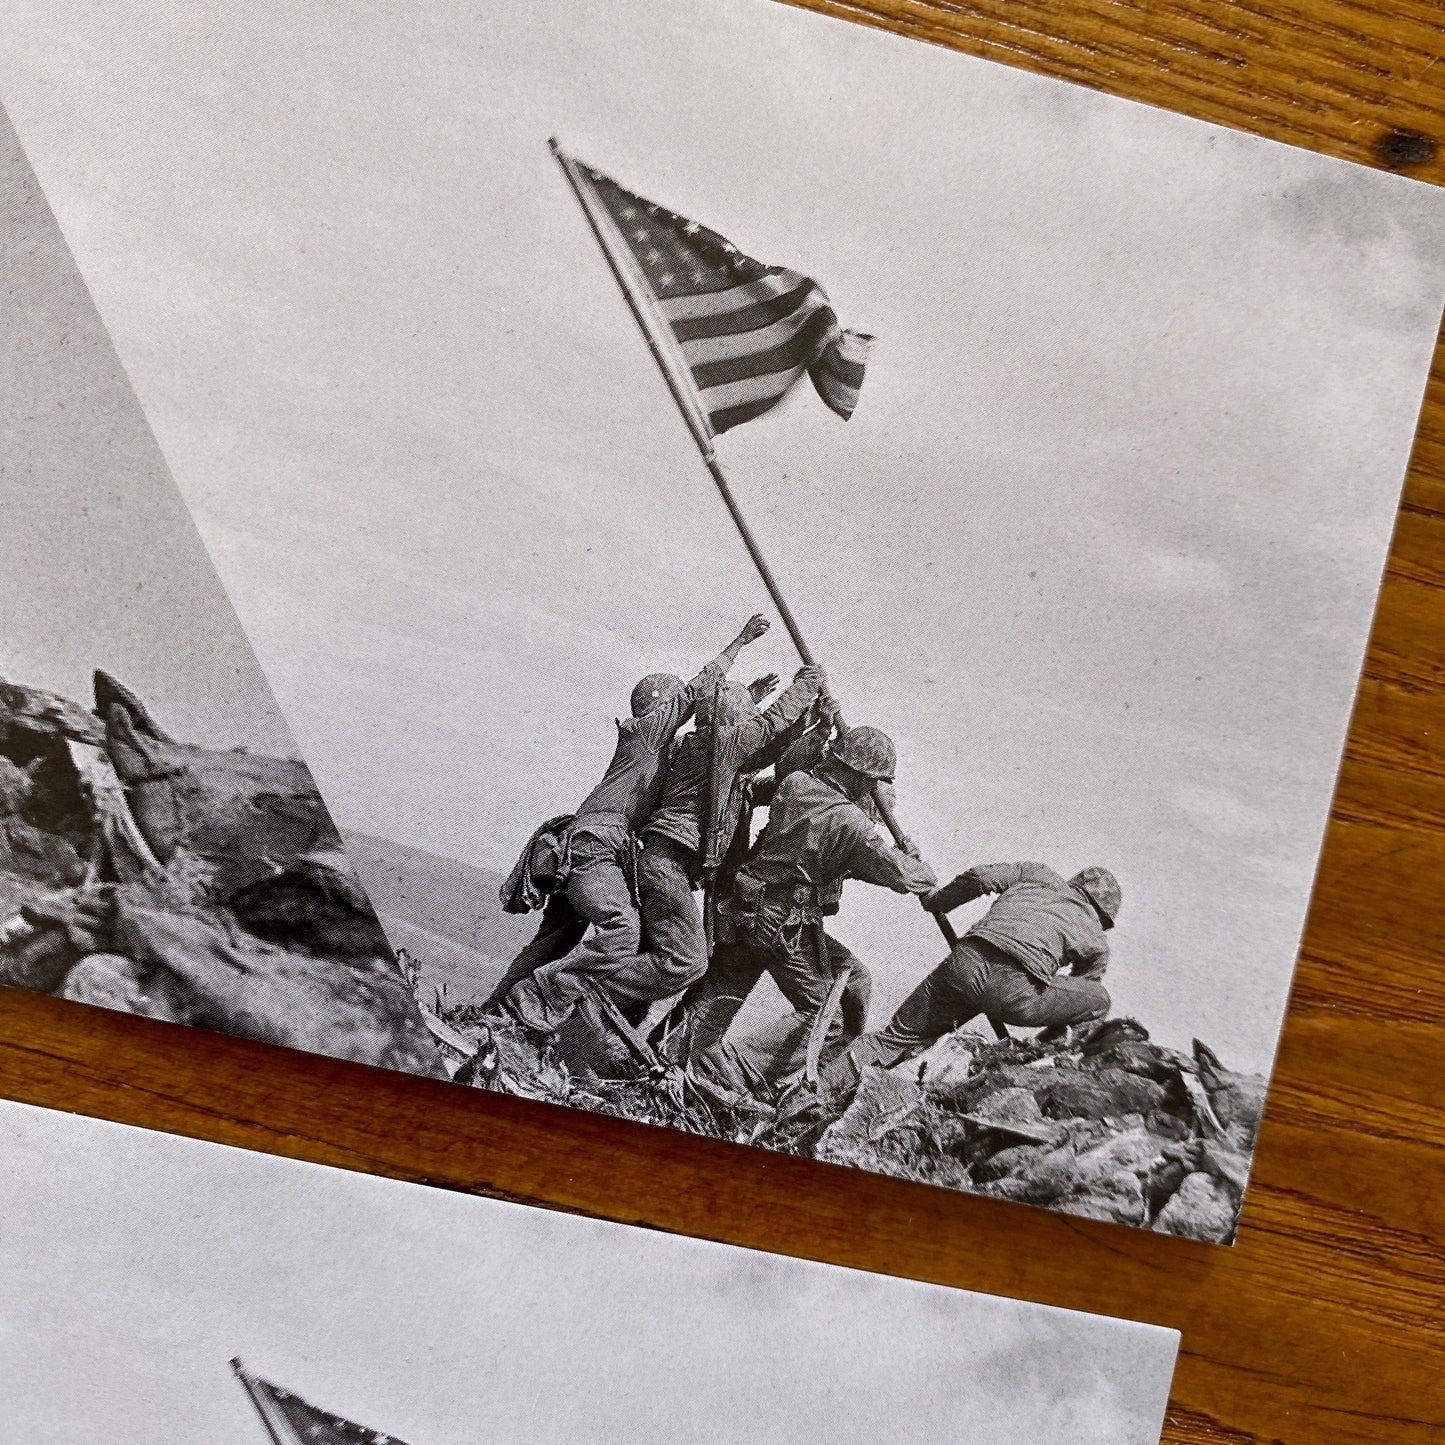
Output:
[690, 306, 835, 390]
[678, 304, 821, 366]
[709, 397, 784, 433]
[696, 369, 805, 412]
[667, 280, 817, 342]
[810, 370, 863, 419]
[811, 346, 867, 391]
[657, 270, 799, 323]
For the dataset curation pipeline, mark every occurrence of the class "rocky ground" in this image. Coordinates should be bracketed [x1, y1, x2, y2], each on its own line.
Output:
[807, 1021, 1262, 1241]
[0, 671, 444, 1078]
[445, 1004, 1264, 1243]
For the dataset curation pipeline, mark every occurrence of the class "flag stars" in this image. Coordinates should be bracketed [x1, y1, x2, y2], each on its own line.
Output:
[591, 176, 773, 298]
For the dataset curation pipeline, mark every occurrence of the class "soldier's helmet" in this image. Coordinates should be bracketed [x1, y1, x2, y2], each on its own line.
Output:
[630, 673, 684, 718]
[1069, 867, 1122, 929]
[831, 725, 897, 781]
[697, 680, 756, 730]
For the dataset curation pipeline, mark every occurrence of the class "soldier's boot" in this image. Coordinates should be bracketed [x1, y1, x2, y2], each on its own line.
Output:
[504, 974, 577, 1034]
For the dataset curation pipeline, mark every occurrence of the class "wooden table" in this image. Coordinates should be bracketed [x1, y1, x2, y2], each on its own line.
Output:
[3, 4, 1442, 1441]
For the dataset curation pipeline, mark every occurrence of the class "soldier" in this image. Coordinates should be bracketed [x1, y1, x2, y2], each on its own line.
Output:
[675, 723, 937, 1087]
[487, 614, 771, 1020]
[832, 862, 1121, 1083]
[506, 664, 829, 1030]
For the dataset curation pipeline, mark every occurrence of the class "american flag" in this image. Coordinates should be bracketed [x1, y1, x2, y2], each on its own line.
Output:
[232, 1361, 412, 1445]
[565, 151, 871, 435]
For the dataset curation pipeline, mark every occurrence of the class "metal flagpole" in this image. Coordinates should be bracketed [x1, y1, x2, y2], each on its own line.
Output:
[550, 140, 1005, 1037]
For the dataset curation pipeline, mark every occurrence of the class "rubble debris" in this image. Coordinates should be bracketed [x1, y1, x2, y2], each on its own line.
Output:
[92, 670, 175, 742]
[1192, 1039, 1267, 1145]
[1153, 1171, 1237, 1243]
[988, 1126, 1156, 1226]
[417, 1004, 480, 1079]
[439, 997, 1263, 1241]
[956, 1086, 1059, 1146]
[818, 1068, 923, 1159]
[795, 1068, 964, 1189]
[60, 951, 187, 1022]
[819, 1019, 1262, 1238]
[111, 900, 440, 1073]
[1032, 1067, 1169, 1122]
[0, 670, 445, 1080]
[66, 740, 162, 881]
[228, 847, 396, 959]
[910, 1032, 974, 1094]
[102, 698, 353, 900]
[549, 988, 661, 1082]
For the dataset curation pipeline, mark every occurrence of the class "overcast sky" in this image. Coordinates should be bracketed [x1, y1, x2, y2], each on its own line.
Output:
[0, 1101, 1178, 1444]
[0, 106, 295, 755]
[3, 0, 1445, 1073]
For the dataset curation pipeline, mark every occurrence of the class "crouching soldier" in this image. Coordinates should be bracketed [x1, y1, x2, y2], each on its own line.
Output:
[512, 665, 829, 1027]
[676, 724, 937, 1087]
[487, 614, 771, 1021]
[833, 862, 1121, 1082]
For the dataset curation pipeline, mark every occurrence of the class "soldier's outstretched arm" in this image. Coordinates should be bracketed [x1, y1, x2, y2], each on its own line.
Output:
[655, 615, 774, 749]
[771, 699, 836, 781]
[923, 868, 985, 913]
[737, 664, 827, 764]
[854, 836, 938, 895]
[926, 860, 1052, 913]
[712, 613, 770, 675]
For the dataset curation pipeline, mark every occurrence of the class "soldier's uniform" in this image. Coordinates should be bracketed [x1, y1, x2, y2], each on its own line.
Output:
[842, 862, 1119, 1077]
[519, 670, 826, 1022]
[487, 659, 727, 1014]
[679, 744, 934, 1085]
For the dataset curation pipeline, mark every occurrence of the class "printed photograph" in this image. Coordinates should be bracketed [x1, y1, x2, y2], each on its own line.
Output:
[0, 1099, 1180, 1444]
[0, 109, 448, 1082]
[5, 0, 1445, 1242]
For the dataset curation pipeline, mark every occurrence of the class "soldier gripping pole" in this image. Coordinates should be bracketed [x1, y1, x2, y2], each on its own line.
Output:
[550, 139, 1005, 1037]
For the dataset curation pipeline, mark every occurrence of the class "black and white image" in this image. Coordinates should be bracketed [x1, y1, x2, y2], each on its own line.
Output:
[4, 0, 1445, 1242]
[0, 110, 447, 1081]
[0, 1099, 1180, 1444]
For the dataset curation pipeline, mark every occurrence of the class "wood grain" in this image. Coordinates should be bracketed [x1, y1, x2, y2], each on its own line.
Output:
[2, 3, 1442, 1441]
